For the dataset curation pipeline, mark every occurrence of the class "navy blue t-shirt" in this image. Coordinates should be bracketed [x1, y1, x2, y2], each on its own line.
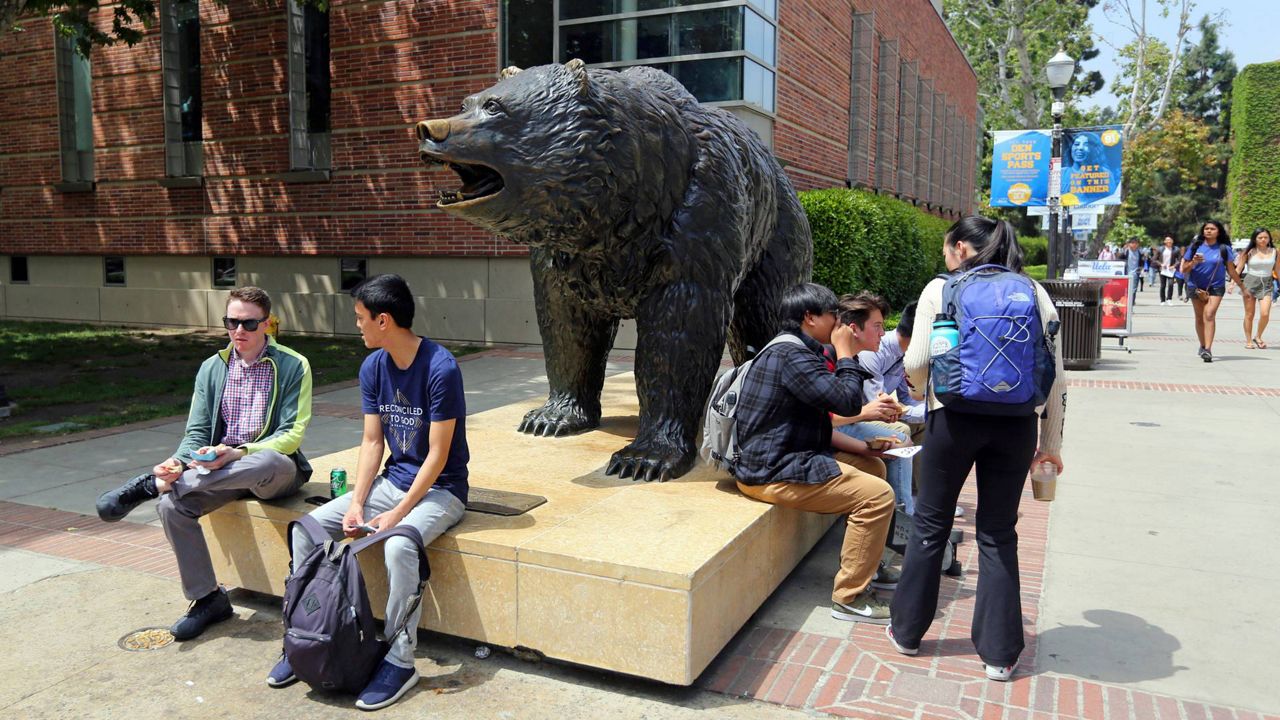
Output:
[359, 339, 469, 503]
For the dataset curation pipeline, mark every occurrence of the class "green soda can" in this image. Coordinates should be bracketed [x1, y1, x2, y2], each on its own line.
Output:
[329, 468, 348, 498]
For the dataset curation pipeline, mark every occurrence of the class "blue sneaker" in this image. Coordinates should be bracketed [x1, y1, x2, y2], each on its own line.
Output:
[266, 653, 297, 688]
[355, 660, 419, 711]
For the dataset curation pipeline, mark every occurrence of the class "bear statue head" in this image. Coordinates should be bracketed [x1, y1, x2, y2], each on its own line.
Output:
[417, 60, 623, 244]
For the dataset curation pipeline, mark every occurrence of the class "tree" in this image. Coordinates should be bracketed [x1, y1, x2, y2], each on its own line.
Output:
[1177, 14, 1235, 143]
[1118, 110, 1222, 241]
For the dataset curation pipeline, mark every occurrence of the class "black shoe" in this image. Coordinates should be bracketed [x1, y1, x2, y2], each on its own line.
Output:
[1200, 348, 1213, 363]
[170, 588, 234, 641]
[96, 473, 158, 523]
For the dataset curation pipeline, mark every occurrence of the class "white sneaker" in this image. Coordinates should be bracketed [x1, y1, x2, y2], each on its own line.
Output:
[954, 505, 964, 518]
[985, 661, 1017, 681]
[885, 625, 919, 656]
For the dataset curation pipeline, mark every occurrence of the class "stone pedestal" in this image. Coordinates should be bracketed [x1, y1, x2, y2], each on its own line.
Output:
[200, 373, 834, 685]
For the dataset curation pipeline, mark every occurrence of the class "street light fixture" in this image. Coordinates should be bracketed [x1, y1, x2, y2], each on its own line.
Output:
[1044, 48, 1076, 279]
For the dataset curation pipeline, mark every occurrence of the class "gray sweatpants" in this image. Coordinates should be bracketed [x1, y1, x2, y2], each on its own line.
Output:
[291, 477, 466, 668]
[156, 449, 302, 601]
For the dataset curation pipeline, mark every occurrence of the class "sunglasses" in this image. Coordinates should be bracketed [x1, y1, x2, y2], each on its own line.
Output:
[223, 316, 268, 331]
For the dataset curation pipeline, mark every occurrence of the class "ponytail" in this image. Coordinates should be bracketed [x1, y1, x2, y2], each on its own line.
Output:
[946, 216, 1025, 274]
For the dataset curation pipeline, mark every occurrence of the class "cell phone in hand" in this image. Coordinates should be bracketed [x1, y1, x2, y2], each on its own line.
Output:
[353, 524, 378, 534]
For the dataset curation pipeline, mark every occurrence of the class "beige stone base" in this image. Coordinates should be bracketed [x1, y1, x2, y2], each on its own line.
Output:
[200, 373, 834, 685]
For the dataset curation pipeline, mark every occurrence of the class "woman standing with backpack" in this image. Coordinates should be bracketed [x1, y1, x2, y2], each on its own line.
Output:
[1182, 220, 1244, 362]
[886, 217, 1067, 682]
[1237, 228, 1277, 349]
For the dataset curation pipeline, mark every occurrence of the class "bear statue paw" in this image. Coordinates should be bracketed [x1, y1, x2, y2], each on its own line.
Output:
[605, 440, 696, 483]
[517, 398, 599, 437]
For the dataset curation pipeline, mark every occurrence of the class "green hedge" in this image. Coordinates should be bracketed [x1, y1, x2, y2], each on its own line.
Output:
[1229, 62, 1280, 234]
[1018, 236, 1048, 265]
[799, 188, 952, 309]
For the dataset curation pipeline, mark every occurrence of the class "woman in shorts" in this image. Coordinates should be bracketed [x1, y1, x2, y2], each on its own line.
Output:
[1181, 220, 1245, 362]
[1237, 228, 1277, 349]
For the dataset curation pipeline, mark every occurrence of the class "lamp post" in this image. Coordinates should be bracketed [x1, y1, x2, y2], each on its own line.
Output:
[1044, 49, 1076, 279]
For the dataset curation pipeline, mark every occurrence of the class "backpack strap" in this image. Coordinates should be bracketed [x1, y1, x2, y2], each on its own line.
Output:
[288, 514, 333, 561]
[349, 525, 431, 586]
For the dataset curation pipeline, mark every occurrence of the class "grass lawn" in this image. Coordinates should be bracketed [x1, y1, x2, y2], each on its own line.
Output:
[0, 321, 484, 441]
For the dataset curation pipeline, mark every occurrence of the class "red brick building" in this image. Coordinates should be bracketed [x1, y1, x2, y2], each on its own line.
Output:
[0, 0, 975, 342]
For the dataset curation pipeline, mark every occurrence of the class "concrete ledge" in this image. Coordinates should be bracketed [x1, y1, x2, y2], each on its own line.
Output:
[199, 373, 834, 685]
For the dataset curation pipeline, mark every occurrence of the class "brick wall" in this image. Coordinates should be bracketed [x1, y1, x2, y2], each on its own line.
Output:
[0, 0, 979, 258]
[0, 0, 509, 257]
[776, 0, 978, 215]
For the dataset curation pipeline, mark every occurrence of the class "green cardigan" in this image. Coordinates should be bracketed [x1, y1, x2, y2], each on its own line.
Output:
[174, 336, 314, 482]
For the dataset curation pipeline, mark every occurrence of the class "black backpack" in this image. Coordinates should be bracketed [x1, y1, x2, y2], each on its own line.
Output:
[282, 515, 430, 693]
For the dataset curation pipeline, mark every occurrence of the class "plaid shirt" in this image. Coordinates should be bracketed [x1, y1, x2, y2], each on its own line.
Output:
[219, 345, 273, 447]
[731, 331, 872, 486]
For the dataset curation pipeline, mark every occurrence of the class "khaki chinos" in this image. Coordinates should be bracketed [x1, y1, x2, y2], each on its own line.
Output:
[737, 451, 894, 604]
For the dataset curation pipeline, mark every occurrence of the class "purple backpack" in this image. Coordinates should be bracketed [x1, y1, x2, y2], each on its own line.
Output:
[282, 515, 430, 693]
[930, 264, 1057, 416]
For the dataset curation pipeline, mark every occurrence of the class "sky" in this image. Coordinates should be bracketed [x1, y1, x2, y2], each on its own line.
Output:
[1079, 0, 1278, 111]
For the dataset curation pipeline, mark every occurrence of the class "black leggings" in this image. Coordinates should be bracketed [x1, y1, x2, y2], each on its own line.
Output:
[1160, 274, 1176, 302]
[890, 408, 1038, 666]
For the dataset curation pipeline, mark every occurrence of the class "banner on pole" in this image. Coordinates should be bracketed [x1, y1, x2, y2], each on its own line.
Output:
[1060, 126, 1124, 207]
[989, 130, 1052, 207]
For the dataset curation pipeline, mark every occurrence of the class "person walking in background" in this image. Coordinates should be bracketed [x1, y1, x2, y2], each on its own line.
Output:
[888, 217, 1067, 682]
[1098, 245, 1115, 261]
[1237, 228, 1277, 350]
[1117, 238, 1143, 306]
[1157, 235, 1178, 305]
[1182, 220, 1244, 362]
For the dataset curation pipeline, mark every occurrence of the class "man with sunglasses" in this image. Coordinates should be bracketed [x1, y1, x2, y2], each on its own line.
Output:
[96, 286, 313, 641]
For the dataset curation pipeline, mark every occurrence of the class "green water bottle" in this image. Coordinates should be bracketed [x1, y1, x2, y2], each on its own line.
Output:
[930, 315, 959, 395]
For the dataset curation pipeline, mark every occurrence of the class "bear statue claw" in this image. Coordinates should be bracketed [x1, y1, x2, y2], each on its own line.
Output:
[517, 399, 598, 438]
[605, 441, 695, 483]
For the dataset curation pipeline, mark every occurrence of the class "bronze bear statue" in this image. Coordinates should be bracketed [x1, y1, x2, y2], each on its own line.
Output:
[417, 59, 812, 482]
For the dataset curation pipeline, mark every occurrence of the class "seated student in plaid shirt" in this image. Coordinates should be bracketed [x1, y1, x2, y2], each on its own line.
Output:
[96, 286, 313, 641]
[731, 283, 898, 624]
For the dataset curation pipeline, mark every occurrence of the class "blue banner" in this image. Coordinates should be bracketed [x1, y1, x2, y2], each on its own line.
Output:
[990, 130, 1052, 207]
[1060, 126, 1123, 206]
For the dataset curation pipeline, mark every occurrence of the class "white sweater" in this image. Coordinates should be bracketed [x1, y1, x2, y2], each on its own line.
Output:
[904, 277, 1067, 454]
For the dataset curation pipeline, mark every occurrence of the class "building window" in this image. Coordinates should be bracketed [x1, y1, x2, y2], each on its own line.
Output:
[874, 37, 899, 192]
[104, 256, 126, 287]
[10, 257, 29, 284]
[212, 257, 237, 288]
[287, 0, 331, 171]
[896, 60, 918, 200]
[847, 13, 873, 187]
[502, 0, 554, 68]
[340, 258, 367, 292]
[54, 31, 94, 186]
[551, 1, 777, 113]
[161, 0, 203, 178]
[915, 78, 933, 203]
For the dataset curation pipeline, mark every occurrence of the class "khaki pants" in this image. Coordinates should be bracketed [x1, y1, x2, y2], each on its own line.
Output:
[737, 452, 894, 604]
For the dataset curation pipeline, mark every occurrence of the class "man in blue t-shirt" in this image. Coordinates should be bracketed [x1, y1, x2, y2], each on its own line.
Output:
[268, 274, 469, 710]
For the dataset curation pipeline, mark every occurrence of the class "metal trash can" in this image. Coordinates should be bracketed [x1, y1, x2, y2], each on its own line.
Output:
[1041, 279, 1105, 370]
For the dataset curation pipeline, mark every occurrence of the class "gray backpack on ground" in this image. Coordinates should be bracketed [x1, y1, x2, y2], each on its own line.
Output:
[282, 515, 430, 693]
[700, 334, 806, 470]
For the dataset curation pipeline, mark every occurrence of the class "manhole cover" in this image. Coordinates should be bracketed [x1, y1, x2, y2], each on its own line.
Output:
[1130, 421, 1161, 427]
[118, 627, 175, 652]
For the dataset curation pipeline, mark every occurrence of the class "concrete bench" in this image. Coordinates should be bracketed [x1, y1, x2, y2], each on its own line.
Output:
[200, 373, 834, 685]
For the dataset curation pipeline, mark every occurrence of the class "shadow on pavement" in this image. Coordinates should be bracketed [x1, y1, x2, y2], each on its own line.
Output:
[1037, 609, 1187, 683]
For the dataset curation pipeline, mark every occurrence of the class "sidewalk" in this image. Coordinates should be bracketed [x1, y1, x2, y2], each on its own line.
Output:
[1, 292, 1277, 719]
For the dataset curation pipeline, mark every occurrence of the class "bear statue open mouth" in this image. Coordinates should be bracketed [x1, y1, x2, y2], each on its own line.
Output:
[422, 153, 505, 207]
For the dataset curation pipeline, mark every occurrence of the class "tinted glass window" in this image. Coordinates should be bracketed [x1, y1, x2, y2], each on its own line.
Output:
[340, 258, 367, 292]
[175, 0, 202, 142]
[213, 257, 236, 288]
[671, 57, 741, 102]
[304, 3, 330, 133]
[10, 257, 29, 284]
[504, 0, 555, 67]
[104, 256, 126, 286]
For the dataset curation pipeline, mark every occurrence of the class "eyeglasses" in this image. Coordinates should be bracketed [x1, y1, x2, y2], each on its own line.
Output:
[223, 316, 268, 331]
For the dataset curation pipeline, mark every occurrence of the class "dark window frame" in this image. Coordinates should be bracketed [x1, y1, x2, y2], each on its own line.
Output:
[847, 12, 873, 187]
[339, 258, 368, 292]
[53, 30, 95, 188]
[286, 0, 331, 173]
[212, 256, 237, 288]
[9, 256, 30, 284]
[104, 256, 126, 287]
[160, 0, 203, 181]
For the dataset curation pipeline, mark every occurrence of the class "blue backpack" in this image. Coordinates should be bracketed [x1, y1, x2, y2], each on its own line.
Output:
[929, 264, 1057, 416]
